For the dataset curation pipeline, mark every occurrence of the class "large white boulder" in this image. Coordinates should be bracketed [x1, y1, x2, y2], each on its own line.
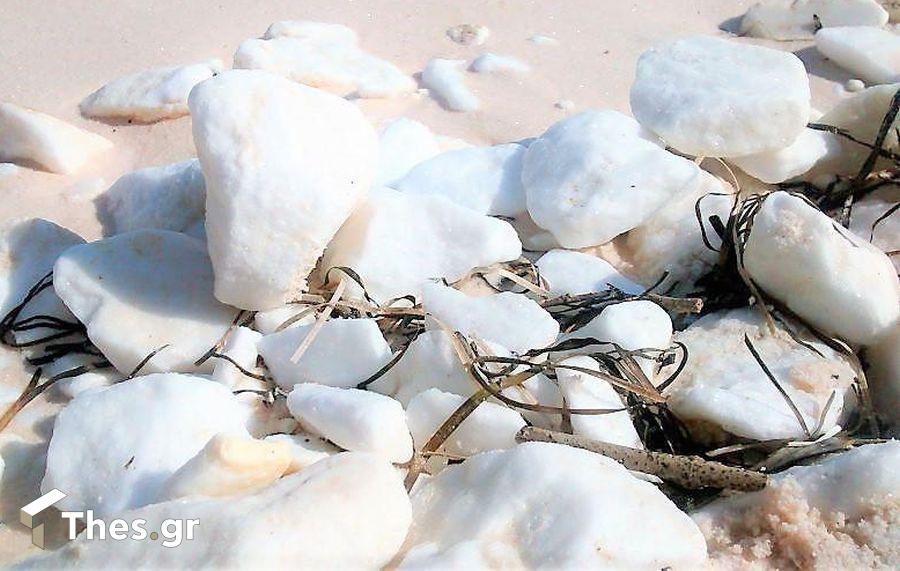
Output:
[96, 159, 206, 236]
[743, 192, 900, 345]
[0, 102, 112, 174]
[234, 20, 415, 98]
[557, 356, 643, 448]
[395, 143, 527, 217]
[287, 383, 413, 463]
[258, 318, 392, 390]
[630, 36, 811, 157]
[625, 169, 734, 287]
[816, 26, 900, 85]
[0, 218, 84, 344]
[80, 60, 223, 122]
[41, 374, 251, 518]
[53, 230, 239, 374]
[422, 282, 559, 354]
[374, 118, 441, 187]
[319, 188, 521, 301]
[189, 69, 377, 310]
[401, 442, 707, 568]
[522, 110, 700, 248]
[740, 0, 888, 40]
[25, 453, 411, 569]
[667, 308, 857, 442]
[730, 128, 842, 183]
[536, 249, 643, 296]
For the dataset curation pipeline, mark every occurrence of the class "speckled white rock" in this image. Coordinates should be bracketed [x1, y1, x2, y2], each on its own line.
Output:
[189, 70, 377, 310]
[0, 102, 112, 174]
[406, 388, 526, 456]
[375, 118, 441, 187]
[401, 442, 707, 569]
[422, 282, 559, 354]
[536, 249, 643, 296]
[26, 453, 412, 569]
[211, 326, 263, 388]
[740, 0, 888, 40]
[395, 143, 527, 216]
[53, 230, 239, 374]
[287, 383, 413, 462]
[421, 59, 480, 112]
[319, 188, 522, 301]
[630, 36, 811, 157]
[850, 188, 900, 271]
[97, 159, 206, 236]
[816, 27, 900, 85]
[259, 318, 392, 390]
[264, 432, 339, 474]
[866, 324, 900, 427]
[668, 308, 857, 441]
[234, 21, 415, 98]
[730, 128, 842, 183]
[470, 53, 530, 74]
[557, 356, 643, 448]
[0, 218, 84, 344]
[523, 110, 700, 248]
[41, 374, 250, 518]
[80, 60, 223, 122]
[744, 192, 900, 345]
[625, 169, 734, 287]
[253, 304, 313, 334]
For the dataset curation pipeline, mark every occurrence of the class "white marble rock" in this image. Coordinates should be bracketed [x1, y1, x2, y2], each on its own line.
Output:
[189, 70, 378, 310]
[264, 432, 340, 474]
[470, 53, 530, 74]
[730, 128, 842, 183]
[849, 188, 900, 271]
[375, 117, 442, 187]
[740, 0, 888, 40]
[536, 249, 643, 296]
[421, 59, 480, 112]
[816, 26, 900, 85]
[211, 326, 263, 388]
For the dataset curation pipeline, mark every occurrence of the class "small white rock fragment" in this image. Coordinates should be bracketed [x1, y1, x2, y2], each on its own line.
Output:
[258, 318, 392, 390]
[743, 192, 900, 345]
[41, 374, 250, 517]
[846, 78, 867, 92]
[211, 326, 263, 387]
[630, 36, 811, 157]
[446, 24, 490, 45]
[668, 308, 857, 442]
[740, 0, 889, 40]
[96, 159, 206, 235]
[421, 59, 480, 112]
[557, 356, 643, 448]
[394, 143, 527, 216]
[523, 110, 700, 248]
[0, 102, 113, 174]
[406, 388, 526, 456]
[319, 188, 522, 301]
[401, 443, 707, 569]
[730, 128, 842, 183]
[816, 26, 900, 85]
[422, 282, 559, 354]
[189, 70, 377, 310]
[234, 21, 415, 98]
[80, 60, 223, 122]
[53, 230, 239, 374]
[287, 383, 413, 462]
[535, 249, 643, 296]
[264, 432, 339, 474]
[159, 433, 291, 500]
[374, 118, 442, 187]
[470, 53, 530, 74]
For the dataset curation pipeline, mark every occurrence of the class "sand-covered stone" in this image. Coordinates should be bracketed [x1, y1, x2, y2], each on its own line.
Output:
[375, 118, 441, 187]
[41, 374, 250, 518]
[53, 230, 239, 374]
[816, 26, 900, 85]
[421, 59, 480, 111]
[630, 36, 811, 157]
[744, 192, 900, 345]
[80, 60, 223, 122]
[189, 70, 377, 310]
[523, 110, 700, 248]
[319, 188, 521, 301]
[258, 318, 392, 390]
[395, 143, 527, 216]
[0, 102, 112, 174]
[667, 308, 857, 442]
[536, 249, 642, 296]
[234, 20, 415, 98]
[287, 383, 413, 462]
[401, 443, 707, 568]
[740, 0, 888, 40]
